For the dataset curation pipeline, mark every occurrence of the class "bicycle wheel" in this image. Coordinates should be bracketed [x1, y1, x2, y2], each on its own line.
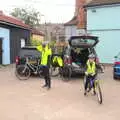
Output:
[50, 66, 60, 77]
[62, 66, 72, 81]
[97, 64, 105, 73]
[15, 65, 31, 80]
[83, 76, 86, 90]
[95, 81, 103, 104]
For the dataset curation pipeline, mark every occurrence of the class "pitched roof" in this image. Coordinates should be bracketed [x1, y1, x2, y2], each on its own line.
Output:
[64, 16, 78, 26]
[31, 28, 45, 36]
[0, 11, 30, 30]
[86, 0, 120, 7]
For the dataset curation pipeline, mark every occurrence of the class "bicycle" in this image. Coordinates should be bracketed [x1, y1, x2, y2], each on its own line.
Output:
[84, 74, 103, 104]
[15, 57, 43, 80]
[97, 63, 105, 73]
[50, 64, 72, 81]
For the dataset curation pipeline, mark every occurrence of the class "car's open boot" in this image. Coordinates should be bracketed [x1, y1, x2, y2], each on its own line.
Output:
[71, 48, 89, 67]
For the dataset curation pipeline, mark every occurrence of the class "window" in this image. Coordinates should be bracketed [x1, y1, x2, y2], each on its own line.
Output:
[71, 38, 96, 46]
[92, 9, 96, 13]
[21, 38, 25, 48]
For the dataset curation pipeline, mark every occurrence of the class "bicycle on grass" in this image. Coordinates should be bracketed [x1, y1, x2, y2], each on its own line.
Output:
[15, 57, 43, 80]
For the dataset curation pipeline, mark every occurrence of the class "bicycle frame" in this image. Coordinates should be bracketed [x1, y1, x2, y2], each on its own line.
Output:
[25, 57, 40, 74]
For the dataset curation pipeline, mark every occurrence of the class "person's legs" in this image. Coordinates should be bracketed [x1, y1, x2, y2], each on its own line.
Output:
[92, 75, 96, 95]
[44, 66, 51, 89]
[84, 76, 89, 95]
[42, 67, 48, 87]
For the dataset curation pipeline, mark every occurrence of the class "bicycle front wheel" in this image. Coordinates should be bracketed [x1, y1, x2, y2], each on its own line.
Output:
[96, 81, 103, 104]
[15, 65, 31, 80]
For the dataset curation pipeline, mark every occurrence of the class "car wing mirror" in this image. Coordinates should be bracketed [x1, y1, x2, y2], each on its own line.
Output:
[114, 56, 117, 58]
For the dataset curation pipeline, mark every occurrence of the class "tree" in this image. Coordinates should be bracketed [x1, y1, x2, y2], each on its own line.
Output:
[10, 8, 41, 27]
[31, 38, 42, 46]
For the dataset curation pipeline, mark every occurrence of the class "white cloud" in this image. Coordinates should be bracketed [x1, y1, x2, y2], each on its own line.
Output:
[0, 0, 75, 23]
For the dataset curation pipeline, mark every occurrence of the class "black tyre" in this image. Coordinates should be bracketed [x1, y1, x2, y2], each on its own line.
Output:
[50, 66, 60, 77]
[15, 65, 31, 80]
[97, 64, 105, 73]
[96, 82, 102, 104]
[83, 76, 86, 90]
[62, 66, 72, 81]
[113, 74, 117, 80]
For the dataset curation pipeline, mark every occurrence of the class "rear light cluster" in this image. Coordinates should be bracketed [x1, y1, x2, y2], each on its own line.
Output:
[64, 57, 72, 64]
[15, 56, 20, 64]
[114, 62, 120, 65]
[95, 57, 99, 64]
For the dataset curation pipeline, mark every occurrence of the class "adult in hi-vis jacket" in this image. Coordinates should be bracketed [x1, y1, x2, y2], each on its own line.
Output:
[37, 43, 52, 89]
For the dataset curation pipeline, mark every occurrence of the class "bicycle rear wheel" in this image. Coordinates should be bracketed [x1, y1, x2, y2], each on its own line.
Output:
[15, 65, 31, 80]
[50, 66, 60, 77]
[62, 66, 72, 81]
[96, 81, 103, 104]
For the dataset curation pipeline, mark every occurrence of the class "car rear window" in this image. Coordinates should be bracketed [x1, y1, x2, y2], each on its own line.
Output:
[69, 36, 98, 48]
[71, 38, 96, 46]
[19, 47, 41, 58]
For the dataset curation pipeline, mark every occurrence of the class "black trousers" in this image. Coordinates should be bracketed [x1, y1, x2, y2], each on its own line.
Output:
[41, 66, 51, 88]
[85, 75, 96, 91]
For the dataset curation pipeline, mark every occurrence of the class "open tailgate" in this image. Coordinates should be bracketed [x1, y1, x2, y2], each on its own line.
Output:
[69, 36, 99, 48]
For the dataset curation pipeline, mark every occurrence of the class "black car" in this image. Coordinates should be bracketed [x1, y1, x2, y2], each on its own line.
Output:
[62, 35, 99, 76]
[15, 46, 41, 68]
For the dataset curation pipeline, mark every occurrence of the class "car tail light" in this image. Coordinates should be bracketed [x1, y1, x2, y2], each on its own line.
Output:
[114, 62, 120, 65]
[95, 57, 99, 64]
[64, 57, 72, 64]
[15, 56, 20, 64]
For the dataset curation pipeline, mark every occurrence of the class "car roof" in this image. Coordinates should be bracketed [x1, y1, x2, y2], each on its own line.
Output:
[21, 46, 37, 50]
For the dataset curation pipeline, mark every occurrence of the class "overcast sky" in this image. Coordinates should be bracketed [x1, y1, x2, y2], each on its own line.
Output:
[0, 0, 75, 23]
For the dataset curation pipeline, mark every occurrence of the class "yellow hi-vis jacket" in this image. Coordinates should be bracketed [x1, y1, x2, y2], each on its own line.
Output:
[36, 44, 52, 66]
[86, 60, 96, 75]
[52, 56, 63, 67]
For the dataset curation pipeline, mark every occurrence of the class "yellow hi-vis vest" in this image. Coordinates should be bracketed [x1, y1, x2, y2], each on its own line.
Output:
[36, 44, 52, 65]
[86, 60, 96, 75]
[53, 56, 63, 67]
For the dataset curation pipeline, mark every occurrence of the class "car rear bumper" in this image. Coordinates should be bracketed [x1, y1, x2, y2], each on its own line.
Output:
[113, 66, 120, 76]
[67, 65, 85, 74]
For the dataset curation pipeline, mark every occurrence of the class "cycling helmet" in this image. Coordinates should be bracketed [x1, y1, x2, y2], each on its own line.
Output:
[42, 41, 48, 47]
[88, 53, 95, 58]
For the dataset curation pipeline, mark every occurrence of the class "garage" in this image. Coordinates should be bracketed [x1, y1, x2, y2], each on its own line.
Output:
[0, 27, 10, 64]
[0, 11, 31, 65]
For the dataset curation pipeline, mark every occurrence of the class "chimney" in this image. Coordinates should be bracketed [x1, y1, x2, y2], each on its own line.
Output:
[75, 0, 85, 16]
[74, 0, 87, 29]
[0, 10, 3, 15]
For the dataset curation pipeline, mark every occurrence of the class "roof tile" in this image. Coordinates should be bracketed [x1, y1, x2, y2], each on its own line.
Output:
[0, 12, 30, 29]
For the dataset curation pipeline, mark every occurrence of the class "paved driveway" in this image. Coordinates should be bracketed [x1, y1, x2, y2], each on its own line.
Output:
[0, 65, 120, 120]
